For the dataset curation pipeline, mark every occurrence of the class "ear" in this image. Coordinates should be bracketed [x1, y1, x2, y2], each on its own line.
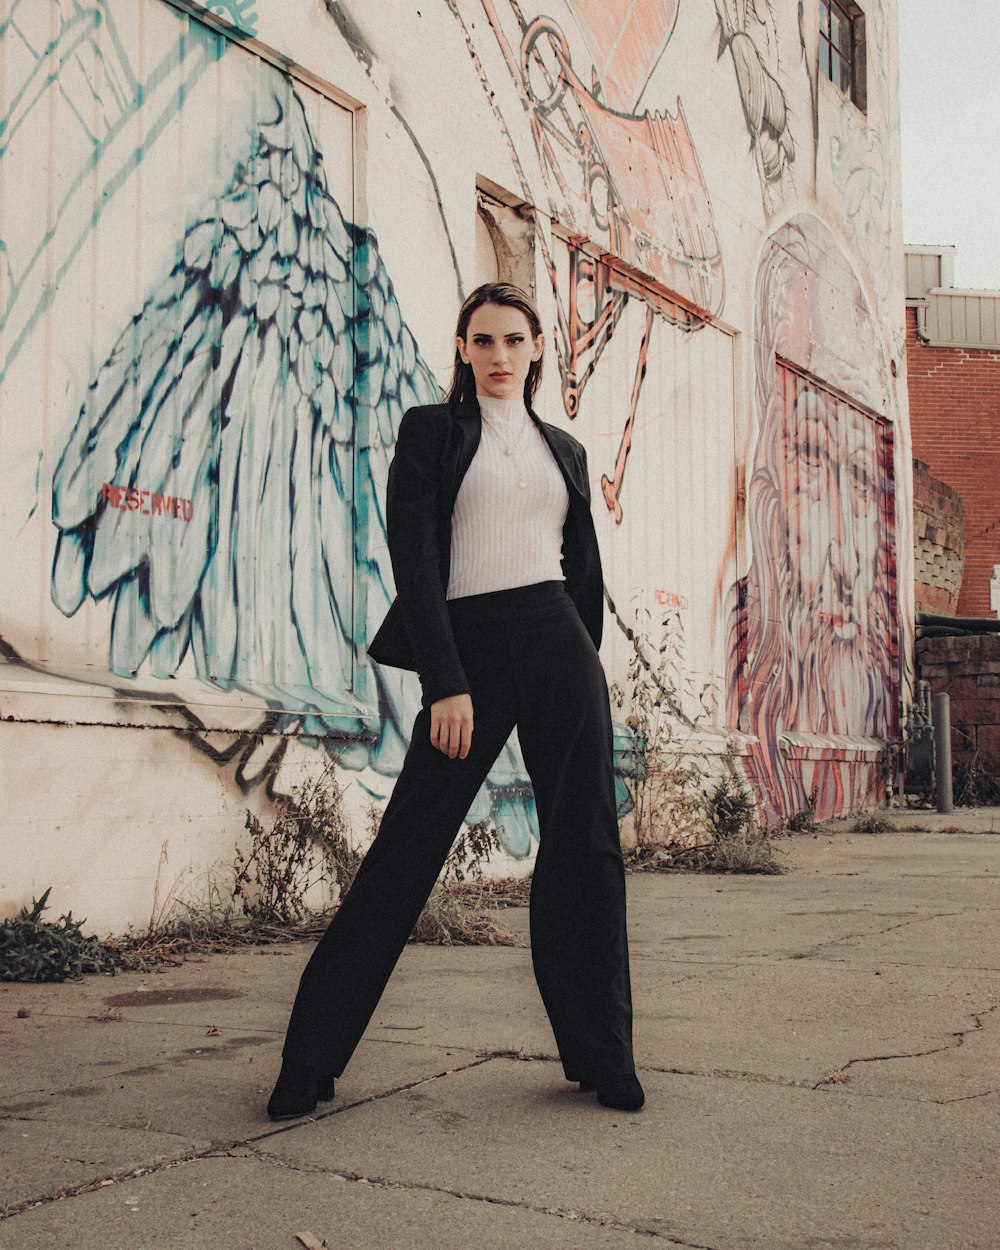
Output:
[456, 336, 471, 364]
[532, 333, 545, 361]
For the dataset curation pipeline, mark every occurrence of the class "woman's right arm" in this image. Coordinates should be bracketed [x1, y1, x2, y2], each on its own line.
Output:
[385, 409, 473, 729]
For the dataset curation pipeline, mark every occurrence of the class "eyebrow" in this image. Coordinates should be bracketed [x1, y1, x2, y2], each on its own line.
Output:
[470, 332, 526, 341]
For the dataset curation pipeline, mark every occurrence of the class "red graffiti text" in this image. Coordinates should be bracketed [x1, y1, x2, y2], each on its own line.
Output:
[101, 483, 194, 522]
[655, 589, 689, 610]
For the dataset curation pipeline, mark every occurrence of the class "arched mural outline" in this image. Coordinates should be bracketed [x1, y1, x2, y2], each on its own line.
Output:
[729, 212, 900, 822]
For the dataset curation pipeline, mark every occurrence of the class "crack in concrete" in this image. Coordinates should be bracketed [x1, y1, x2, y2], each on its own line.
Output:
[801, 910, 965, 958]
[245, 1145, 719, 1248]
[642, 1064, 816, 1090]
[812, 1003, 999, 1090]
[933, 1089, 1000, 1105]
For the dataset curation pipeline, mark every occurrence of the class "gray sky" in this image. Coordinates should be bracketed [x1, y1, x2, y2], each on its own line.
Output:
[899, 1, 1000, 290]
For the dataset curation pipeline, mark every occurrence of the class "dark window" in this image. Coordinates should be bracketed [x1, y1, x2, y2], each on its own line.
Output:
[820, 0, 866, 111]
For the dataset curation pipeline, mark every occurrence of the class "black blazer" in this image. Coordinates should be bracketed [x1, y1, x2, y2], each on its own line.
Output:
[367, 400, 604, 704]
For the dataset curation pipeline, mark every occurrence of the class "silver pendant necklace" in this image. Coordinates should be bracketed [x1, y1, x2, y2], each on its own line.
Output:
[481, 415, 530, 489]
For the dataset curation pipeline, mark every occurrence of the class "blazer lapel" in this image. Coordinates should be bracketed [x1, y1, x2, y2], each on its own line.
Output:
[529, 409, 588, 501]
[448, 401, 482, 504]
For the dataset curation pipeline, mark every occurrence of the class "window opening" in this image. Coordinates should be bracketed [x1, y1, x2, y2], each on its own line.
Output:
[819, 0, 866, 112]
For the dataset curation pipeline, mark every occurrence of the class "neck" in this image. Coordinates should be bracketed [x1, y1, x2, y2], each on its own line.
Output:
[478, 394, 528, 422]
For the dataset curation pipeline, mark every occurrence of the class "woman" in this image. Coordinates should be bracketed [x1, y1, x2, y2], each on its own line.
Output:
[268, 282, 643, 1119]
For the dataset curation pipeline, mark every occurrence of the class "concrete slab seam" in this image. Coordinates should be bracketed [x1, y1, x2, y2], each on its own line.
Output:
[246, 1055, 498, 1141]
[244, 1142, 721, 1250]
[0, 1058, 497, 1220]
[0, 1151, 206, 1221]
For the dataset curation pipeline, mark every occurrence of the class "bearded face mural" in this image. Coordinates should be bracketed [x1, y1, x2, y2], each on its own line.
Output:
[731, 216, 899, 823]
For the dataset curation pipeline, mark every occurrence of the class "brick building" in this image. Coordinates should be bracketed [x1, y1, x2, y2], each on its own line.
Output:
[905, 247, 1000, 619]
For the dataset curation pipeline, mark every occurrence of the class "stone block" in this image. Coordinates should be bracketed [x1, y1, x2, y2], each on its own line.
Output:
[930, 677, 979, 702]
[974, 725, 1000, 769]
[919, 635, 1000, 667]
[962, 700, 1000, 725]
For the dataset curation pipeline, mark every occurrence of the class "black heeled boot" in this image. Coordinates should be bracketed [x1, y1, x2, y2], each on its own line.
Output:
[595, 1073, 644, 1112]
[267, 1059, 336, 1121]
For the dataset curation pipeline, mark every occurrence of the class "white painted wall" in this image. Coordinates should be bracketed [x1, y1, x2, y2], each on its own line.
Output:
[0, 0, 909, 931]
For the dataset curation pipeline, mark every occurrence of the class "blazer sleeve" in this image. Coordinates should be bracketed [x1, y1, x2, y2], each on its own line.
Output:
[558, 440, 604, 652]
[384, 408, 470, 704]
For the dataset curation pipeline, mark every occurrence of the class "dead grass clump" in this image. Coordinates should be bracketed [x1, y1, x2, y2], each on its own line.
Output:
[111, 775, 518, 963]
[106, 909, 317, 969]
[410, 888, 516, 946]
[954, 754, 1000, 807]
[709, 827, 787, 874]
[624, 832, 785, 875]
[851, 814, 893, 834]
[450, 876, 532, 909]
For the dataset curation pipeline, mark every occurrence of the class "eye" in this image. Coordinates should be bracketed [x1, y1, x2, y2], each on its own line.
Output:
[797, 433, 823, 469]
[506, 335, 525, 345]
[851, 464, 872, 495]
[471, 335, 492, 346]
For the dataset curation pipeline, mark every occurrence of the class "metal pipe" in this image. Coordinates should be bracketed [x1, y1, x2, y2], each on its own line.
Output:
[917, 612, 1000, 635]
[933, 693, 953, 814]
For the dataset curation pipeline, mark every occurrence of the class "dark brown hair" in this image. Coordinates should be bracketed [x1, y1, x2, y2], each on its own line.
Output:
[446, 282, 544, 407]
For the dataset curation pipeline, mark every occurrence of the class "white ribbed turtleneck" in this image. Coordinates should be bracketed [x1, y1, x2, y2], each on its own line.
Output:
[446, 396, 569, 600]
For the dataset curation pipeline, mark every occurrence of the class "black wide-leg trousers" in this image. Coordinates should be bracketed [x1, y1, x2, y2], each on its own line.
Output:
[282, 581, 635, 1082]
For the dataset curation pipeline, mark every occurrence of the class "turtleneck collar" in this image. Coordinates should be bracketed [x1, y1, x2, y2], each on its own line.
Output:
[477, 394, 530, 425]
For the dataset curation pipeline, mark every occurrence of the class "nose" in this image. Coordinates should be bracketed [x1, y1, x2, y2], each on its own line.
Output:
[830, 462, 861, 585]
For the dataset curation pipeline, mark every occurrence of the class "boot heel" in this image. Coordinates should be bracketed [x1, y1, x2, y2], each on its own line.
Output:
[596, 1073, 644, 1112]
[267, 1060, 336, 1121]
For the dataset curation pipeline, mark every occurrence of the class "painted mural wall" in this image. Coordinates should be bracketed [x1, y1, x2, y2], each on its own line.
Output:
[0, 0, 910, 930]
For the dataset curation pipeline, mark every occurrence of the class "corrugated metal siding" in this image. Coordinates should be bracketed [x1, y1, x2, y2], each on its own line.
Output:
[551, 237, 738, 729]
[905, 250, 944, 300]
[1, 0, 361, 706]
[924, 292, 1000, 348]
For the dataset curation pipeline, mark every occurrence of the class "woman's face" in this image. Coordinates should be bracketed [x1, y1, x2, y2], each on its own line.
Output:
[456, 303, 544, 401]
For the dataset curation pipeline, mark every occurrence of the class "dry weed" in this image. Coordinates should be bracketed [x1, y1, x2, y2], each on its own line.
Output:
[450, 876, 532, 908]
[851, 814, 893, 834]
[410, 889, 516, 946]
[626, 831, 785, 875]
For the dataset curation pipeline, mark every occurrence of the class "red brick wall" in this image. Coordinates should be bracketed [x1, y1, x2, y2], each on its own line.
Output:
[906, 306, 1000, 618]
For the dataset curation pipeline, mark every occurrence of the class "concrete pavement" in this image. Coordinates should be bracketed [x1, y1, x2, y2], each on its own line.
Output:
[1, 820, 998, 1249]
